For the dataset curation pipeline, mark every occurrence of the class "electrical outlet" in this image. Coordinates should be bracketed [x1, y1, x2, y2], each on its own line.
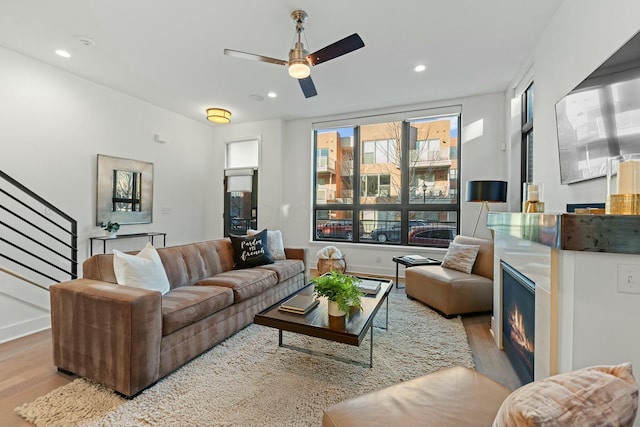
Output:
[162, 208, 172, 215]
[617, 264, 640, 294]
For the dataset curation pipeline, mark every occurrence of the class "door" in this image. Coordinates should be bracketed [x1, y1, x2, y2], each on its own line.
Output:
[224, 172, 258, 236]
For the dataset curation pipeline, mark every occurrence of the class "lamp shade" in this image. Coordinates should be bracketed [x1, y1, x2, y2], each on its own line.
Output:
[466, 180, 507, 202]
[206, 108, 231, 124]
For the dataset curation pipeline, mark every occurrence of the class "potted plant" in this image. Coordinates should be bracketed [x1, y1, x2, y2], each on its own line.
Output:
[100, 221, 120, 238]
[311, 270, 363, 319]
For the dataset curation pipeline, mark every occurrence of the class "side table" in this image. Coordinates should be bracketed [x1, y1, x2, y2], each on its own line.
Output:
[392, 255, 441, 289]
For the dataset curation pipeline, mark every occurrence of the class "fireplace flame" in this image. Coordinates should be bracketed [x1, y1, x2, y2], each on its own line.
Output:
[509, 306, 534, 353]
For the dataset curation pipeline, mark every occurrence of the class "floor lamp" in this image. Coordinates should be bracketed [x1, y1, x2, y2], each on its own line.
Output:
[466, 180, 508, 236]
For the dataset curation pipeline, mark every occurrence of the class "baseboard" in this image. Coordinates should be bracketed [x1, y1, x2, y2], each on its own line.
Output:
[489, 315, 495, 339]
[0, 315, 50, 344]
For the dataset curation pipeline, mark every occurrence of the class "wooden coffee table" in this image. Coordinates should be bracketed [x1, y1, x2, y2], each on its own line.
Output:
[254, 278, 392, 368]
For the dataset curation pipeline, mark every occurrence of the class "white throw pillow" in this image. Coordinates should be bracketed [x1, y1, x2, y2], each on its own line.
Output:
[247, 229, 286, 260]
[441, 242, 480, 274]
[113, 243, 171, 294]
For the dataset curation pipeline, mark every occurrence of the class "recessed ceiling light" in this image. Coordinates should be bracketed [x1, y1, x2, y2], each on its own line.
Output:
[249, 94, 264, 101]
[267, 91, 277, 98]
[76, 36, 95, 47]
[414, 64, 427, 72]
[55, 50, 71, 58]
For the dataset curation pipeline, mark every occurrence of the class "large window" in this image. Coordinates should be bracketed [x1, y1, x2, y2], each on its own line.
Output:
[313, 112, 460, 246]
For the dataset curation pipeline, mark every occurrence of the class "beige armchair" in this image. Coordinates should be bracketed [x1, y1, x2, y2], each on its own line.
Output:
[405, 235, 493, 317]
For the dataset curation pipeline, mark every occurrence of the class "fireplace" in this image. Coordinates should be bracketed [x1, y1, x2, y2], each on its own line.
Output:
[501, 261, 535, 384]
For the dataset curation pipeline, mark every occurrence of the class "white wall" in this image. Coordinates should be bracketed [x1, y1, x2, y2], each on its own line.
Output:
[568, 251, 640, 372]
[531, 0, 640, 212]
[0, 47, 217, 342]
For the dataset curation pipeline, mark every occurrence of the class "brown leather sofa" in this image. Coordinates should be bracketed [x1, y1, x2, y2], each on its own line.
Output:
[50, 238, 307, 397]
[405, 235, 493, 317]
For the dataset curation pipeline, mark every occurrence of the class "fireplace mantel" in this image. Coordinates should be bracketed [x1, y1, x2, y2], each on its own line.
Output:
[487, 212, 640, 382]
[488, 212, 640, 255]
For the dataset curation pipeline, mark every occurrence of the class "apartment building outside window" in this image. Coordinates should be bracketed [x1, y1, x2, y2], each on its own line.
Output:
[313, 111, 460, 247]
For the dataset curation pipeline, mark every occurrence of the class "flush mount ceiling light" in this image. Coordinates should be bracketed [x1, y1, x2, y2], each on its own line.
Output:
[206, 108, 231, 124]
[76, 36, 95, 47]
[55, 49, 71, 58]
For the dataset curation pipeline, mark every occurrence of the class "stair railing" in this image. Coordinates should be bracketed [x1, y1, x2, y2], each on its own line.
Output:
[0, 170, 78, 289]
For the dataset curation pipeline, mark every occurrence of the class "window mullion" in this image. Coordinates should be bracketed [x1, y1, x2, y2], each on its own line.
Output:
[400, 121, 410, 245]
[353, 127, 361, 242]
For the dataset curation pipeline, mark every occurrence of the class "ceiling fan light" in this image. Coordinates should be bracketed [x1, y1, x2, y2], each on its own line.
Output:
[206, 108, 231, 124]
[288, 61, 310, 79]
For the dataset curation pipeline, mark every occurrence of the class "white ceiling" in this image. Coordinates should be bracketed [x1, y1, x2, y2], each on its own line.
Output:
[0, 0, 563, 126]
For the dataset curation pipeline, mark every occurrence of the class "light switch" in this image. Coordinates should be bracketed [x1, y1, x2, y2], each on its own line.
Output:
[617, 264, 640, 294]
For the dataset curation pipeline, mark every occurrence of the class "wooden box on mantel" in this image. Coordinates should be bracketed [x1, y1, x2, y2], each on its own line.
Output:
[487, 212, 640, 255]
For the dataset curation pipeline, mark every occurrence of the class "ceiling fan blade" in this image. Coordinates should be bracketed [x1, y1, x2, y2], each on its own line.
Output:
[307, 33, 365, 66]
[298, 76, 317, 98]
[223, 49, 287, 66]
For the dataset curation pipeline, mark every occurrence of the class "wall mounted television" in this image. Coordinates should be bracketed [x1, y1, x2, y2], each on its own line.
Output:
[556, 30, 640, 184]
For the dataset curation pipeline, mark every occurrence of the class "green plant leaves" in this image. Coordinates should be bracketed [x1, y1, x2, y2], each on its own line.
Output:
[100, 221, 120, 232]
[311, 271, 363, 318]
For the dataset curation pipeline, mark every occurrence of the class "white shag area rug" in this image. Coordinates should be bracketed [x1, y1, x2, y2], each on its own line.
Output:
[16, 293, 474, 427]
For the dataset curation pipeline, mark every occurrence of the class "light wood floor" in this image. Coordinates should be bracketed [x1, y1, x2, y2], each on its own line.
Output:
[0, 281, 521, 426]
[0, 329, 73, 427]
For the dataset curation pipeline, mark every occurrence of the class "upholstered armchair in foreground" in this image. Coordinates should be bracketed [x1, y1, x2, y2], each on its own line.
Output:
[322, 363, 638, 427]
[405, 235, 493, 318]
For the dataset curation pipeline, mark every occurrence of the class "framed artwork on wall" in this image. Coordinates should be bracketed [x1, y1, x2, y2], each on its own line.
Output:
[96, 154, 153, 225]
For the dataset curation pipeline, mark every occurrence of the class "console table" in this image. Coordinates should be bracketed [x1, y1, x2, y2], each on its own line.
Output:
[89, 232, 167, 255]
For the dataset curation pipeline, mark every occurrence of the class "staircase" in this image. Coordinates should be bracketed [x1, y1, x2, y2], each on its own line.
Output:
[0, 170, 78, 291]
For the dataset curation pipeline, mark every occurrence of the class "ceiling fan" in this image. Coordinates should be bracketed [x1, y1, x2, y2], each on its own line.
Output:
[223, 10, 364, 98]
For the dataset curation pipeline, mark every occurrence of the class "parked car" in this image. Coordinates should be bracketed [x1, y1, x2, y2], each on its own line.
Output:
[370, 220, 428, 243]
[408, 225, 456, 247]
[316, 219, 364, 241]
